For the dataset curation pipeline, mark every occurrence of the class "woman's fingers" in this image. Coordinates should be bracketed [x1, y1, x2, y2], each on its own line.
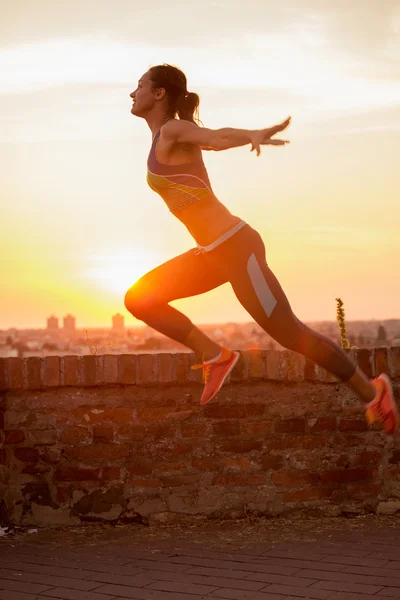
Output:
[267, 117, 291, 138]
[265, 138, 290, 145]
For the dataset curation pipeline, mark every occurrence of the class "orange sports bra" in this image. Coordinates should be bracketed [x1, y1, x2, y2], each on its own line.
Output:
[146, 120, 219, 214]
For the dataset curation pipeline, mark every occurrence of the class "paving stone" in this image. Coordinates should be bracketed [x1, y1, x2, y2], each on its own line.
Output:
[2, 521, 400, 600]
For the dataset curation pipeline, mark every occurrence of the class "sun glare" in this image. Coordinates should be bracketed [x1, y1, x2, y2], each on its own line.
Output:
[82, 248, 162, 295]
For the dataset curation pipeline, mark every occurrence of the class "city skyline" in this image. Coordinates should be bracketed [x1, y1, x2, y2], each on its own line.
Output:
[2, 0, 400, 329]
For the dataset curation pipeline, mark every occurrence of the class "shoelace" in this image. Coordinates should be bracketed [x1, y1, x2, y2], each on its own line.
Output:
[191, 355, 212, 383]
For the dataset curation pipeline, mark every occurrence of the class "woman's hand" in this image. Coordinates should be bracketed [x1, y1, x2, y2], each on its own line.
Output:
[250, 117, 291, 156]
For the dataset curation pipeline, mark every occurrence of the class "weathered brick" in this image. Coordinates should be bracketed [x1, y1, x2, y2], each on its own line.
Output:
[243, 349, 265, 379]
[44, 356, 60, 387]
[243, 420, 273, 437]
[115, 424, 146, 441]
[126, 460, 154, 476]
[213, 474, 265, 486]
[283, 351, 306, 382]
[353, 451, 382, 466]
[0, 357, 9, 390]
[56, 487, 69, 502]
[59, 427, 92, 444]
[55, 466, 100, 481]
[347, 482, 381, 499]
[27, 429, 57, 445]
[4, 429, 25, 444]
[265, 349, 283, 380]
[25, 356, 45, 389]
[180, 422, 207, 438]
[212, 421, 240, 437]
[61, 355, 79, 386]
[389, 346, 400, 378]
[22, 463, 50, 475]
[219, 440, 263, 453]
[151, 442, 193, 457]
[204, 404, 264, 419]
[267, 434, 329, 451]
[338, 418, 368, 432]
[137, 353, 157, 384]
[389, 449, 400, 464]
[80, 355, 97, 386]
[129, 478, 161, 487]
[320, 467, 374, 485]
[221, 457, 252, 471]
[314, 364, 341, 383]
[65, 443, 132, 463]
[308, 416, 336, 433]
[271, 471, 319, 487]
[8, 357, 25, 389]
[154, 461, 186, 475]
[261, 454, 284, 470]
[93, 425, 114, 443]
[114, 408, 135, 424]
[136, 406, 178, 422]
[14, 447, 40, 462]
[375, 347, 389, 376]
[158, 353, 175, 383]
[41, 447, 62, 463]
[103, 354, 118, 384]
[100, 466, 121, 480]
[356, 348, 374, 378]
[192, 457, 220, 472]
[274, 418, 306, 433]
[175, 353, 190, 382]
[304, 357, 315, 381]
[160, 474, 200, 487]
[95, 354, 105, 384]
[118, 354, 136, 384]
[281, 487, 332, 502]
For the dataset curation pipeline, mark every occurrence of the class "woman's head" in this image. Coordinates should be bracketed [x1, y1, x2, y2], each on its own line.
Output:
[130, 64, 200, 124]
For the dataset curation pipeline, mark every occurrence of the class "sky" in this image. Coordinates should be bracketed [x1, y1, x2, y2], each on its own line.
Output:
[1, 0, 400, 330]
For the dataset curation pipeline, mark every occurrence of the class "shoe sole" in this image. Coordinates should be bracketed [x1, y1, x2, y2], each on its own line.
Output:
[200, 351, 241, 406]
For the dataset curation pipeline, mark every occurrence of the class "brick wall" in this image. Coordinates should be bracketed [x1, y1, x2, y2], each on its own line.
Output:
[1, 347, 400, 527]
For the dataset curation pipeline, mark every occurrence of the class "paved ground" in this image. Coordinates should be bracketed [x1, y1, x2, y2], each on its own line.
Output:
[1, 515, 400, 600]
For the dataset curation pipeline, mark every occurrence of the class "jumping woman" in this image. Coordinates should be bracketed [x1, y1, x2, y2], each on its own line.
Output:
[125, 63, 398, 435]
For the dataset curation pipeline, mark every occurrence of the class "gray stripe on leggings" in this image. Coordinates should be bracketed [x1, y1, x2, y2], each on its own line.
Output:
[247, 253, 277, 317]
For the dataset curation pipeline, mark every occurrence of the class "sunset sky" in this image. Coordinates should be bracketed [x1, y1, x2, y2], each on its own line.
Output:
[2, 0, 400, 330]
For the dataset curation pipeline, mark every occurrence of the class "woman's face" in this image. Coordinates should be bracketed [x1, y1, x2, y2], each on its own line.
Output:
[130, 71, 160, 117]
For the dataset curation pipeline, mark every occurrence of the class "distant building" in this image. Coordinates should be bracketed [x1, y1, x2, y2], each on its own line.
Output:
[46, 315, 59, 331]
[63, 314, 76, 336]
[112, 313, 125, 336]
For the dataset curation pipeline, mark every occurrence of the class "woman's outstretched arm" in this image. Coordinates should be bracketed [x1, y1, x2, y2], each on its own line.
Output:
[163, 117, 291, 155]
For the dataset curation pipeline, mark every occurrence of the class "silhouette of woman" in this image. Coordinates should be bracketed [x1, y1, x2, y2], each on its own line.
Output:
[124, 64, 397, 434]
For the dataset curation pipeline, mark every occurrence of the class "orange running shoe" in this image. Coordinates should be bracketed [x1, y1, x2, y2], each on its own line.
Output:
[366, 373, 399, 435]
[191, 347, 240, 405]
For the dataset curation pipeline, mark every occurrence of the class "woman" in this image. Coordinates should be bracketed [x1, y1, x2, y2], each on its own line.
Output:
[125, 63, 398, 435]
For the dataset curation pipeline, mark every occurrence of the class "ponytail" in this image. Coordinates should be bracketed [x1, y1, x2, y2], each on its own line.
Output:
[176, 91, 200, 124]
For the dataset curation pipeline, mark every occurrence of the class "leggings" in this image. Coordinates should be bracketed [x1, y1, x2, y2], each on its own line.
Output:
[124, 223, 356, 381]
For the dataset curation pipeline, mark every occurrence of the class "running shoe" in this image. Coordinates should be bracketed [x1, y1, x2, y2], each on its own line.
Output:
[366, 373, 399, 435]
[191, 347, 240, 405]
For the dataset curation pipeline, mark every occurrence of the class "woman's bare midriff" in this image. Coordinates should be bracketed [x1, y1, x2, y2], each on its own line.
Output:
[174, 198, 241, 246]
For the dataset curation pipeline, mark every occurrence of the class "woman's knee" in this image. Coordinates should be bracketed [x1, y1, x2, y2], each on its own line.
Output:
[124, 285, 156, 319]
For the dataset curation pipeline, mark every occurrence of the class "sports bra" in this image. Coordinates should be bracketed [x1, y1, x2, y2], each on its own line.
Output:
[146, 119, 219, 214]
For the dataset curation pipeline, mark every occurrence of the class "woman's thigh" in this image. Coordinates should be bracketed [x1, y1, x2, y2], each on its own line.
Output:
[125, 248, 227, 304]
